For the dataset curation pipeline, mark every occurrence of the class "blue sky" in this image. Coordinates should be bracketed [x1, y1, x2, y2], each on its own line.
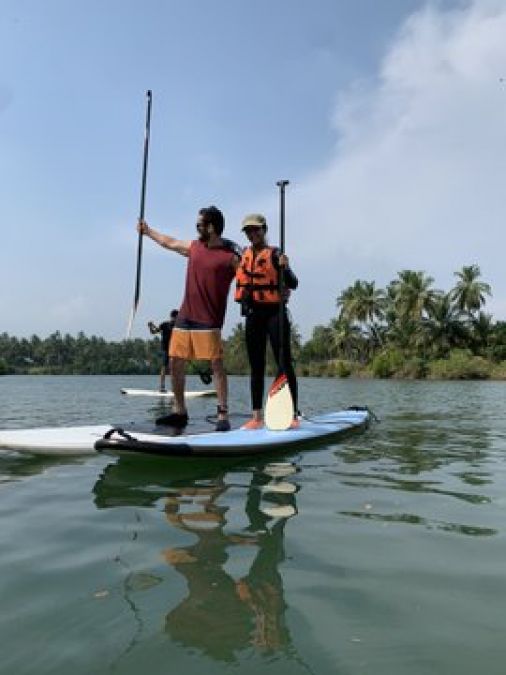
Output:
[2, 0, 505, 341]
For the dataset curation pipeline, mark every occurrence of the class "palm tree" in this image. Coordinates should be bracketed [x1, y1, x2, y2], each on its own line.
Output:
[450, 265, 491, 316]
[336, 284, 358, 322]
[392, 270, 440, 323]
[424, 293, 468, 357]
[330, 318, 365, 362]
[470, 311, 493, 356]
[337, 280, 385, 324]
[336, 280, 386, 353]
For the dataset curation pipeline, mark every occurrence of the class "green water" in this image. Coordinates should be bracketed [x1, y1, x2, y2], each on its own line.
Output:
[1, 375, 506, 674]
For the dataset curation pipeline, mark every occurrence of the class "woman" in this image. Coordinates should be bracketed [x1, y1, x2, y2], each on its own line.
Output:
[235, 213, 299, 429]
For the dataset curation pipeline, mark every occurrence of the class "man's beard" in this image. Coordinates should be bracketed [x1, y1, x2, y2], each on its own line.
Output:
[198, 230, 210, 243]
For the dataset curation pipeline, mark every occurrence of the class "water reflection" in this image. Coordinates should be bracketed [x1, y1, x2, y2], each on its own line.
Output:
[93, 457, 301, 663]
[0, 452, 86, 484]
[322, 405, 498, 537]
[338, 509, 497, 536]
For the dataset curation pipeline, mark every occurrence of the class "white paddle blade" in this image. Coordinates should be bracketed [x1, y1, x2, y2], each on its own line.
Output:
[265, 374, 294, 431]
[126, 307, 135, 340]
[260, 504, 297, 519]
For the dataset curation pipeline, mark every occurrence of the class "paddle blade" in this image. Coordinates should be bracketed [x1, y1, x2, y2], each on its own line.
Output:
[126, 307, 135, 339]
[265, 374, 294, 431]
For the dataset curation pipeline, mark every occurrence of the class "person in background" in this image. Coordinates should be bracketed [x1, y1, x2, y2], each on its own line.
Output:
[148, 309, 178, 392]
[235, 213, 299, 429]
[137, 205, 240, 431]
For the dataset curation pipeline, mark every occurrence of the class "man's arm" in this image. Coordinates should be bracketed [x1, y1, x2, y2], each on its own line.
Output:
[221, 238, 243, 270]
[137, 220, 191, 257]
[230, 253, 241, 271]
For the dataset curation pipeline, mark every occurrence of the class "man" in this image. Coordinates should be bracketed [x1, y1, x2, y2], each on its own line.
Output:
[148, 309, 178, 392]
[137, 206, 240, 431]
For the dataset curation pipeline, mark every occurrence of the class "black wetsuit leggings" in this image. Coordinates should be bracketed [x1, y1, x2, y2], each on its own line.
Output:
[245, 305, 298, 412]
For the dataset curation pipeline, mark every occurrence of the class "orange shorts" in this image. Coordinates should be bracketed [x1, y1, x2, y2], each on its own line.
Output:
[169, 327, 223, 360]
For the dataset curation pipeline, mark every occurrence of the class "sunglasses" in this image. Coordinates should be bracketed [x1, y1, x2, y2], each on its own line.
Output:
[243, 226, 263, 234]
[196, 221, 211, 229]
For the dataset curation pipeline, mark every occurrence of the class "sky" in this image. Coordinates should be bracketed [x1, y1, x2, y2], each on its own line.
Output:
[1, 0, 506, 341]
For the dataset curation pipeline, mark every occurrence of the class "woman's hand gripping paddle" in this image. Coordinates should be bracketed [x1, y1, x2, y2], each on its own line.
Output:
[265, 180, 294, 431]
[126, 90, 152, 338]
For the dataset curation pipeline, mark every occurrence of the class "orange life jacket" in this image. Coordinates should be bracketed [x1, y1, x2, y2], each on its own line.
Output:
[235, 246, 281, 304]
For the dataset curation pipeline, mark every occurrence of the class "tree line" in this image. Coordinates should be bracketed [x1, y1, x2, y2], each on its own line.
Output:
[297, 264, 506, 378]
[2, 266, 506, 379]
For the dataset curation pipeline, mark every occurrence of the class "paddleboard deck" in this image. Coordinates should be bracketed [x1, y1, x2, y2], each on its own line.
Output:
[0, 425, 113, 456]
[120, 388, 216, 398]
[0, 409, 370, 458]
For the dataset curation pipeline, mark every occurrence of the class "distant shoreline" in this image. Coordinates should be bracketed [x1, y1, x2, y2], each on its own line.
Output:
[2, 354, 506, 381]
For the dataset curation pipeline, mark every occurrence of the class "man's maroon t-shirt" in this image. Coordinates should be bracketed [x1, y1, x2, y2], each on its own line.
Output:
[177, 240, 236, 329]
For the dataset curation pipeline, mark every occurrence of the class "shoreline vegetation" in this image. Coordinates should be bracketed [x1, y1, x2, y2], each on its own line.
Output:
[2, 266, 506, 381]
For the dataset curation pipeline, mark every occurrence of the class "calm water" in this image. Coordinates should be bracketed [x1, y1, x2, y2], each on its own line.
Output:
[1, 375, 506, 675]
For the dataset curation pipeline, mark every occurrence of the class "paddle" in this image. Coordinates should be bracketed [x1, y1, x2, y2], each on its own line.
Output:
[265, 180, 295, 431]
[126, 89, 152, 338]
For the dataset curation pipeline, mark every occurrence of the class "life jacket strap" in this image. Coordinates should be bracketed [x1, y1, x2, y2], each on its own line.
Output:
[236, 282, 279, 291]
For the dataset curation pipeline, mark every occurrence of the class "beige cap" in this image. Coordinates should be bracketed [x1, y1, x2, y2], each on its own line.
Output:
[241, 213, 267, 230]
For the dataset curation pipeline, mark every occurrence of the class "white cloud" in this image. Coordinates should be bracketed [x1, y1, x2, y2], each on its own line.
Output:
[282, 0, 506, 336]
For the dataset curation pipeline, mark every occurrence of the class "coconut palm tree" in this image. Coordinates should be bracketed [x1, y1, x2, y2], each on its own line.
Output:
[392, 270, 440, 323]
[470, 311, 493, 356]
[337, 280, 385, 324]
[336, 284, 358, 322]
[450, 265, 491, 316]
[330, 318, 369, 362]
[424, 293, 468, 357]
[336, 280, 386, 353]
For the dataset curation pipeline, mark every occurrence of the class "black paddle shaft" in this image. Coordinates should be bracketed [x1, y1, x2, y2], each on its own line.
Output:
[131, 90, 152, 326]
[276, 179, 289, 371]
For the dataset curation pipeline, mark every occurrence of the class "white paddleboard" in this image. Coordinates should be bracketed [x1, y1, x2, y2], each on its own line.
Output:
[0, 425, 112, 456]
[0, 410, 370, 457]
[120, 389, 217, 399]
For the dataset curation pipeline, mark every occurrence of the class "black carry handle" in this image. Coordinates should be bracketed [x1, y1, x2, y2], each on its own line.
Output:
[127, 90, 152, 338]
[276, 179, 289, 371]
[199, 368, 213, 385]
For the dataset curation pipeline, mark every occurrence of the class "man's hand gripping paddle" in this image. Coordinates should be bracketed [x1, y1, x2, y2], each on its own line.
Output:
[265, 180, 295, 431]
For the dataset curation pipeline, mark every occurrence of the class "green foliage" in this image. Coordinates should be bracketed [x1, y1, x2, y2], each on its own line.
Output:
[396, 357, 428, 379]
[223, 323, 249, 374]
[333, 360, 352, 378]
[297, 263, 498, 379]
[428, 350, 491, 380]
[337, 280, 386, 325]
[0, 331, 162, 375]
[298, 324, 335, 362]
[370, 349, 404, 378]
[0, 264, 501, 380]
[488, 321, 506, 362]
[490, 361, 506, 380]
[450, 264, 491, 315]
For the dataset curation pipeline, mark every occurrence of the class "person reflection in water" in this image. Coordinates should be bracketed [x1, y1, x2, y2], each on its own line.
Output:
[162, 468, 297, 661]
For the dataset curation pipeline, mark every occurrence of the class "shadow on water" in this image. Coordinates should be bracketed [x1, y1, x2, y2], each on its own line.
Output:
[93, 455, 315, 669]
